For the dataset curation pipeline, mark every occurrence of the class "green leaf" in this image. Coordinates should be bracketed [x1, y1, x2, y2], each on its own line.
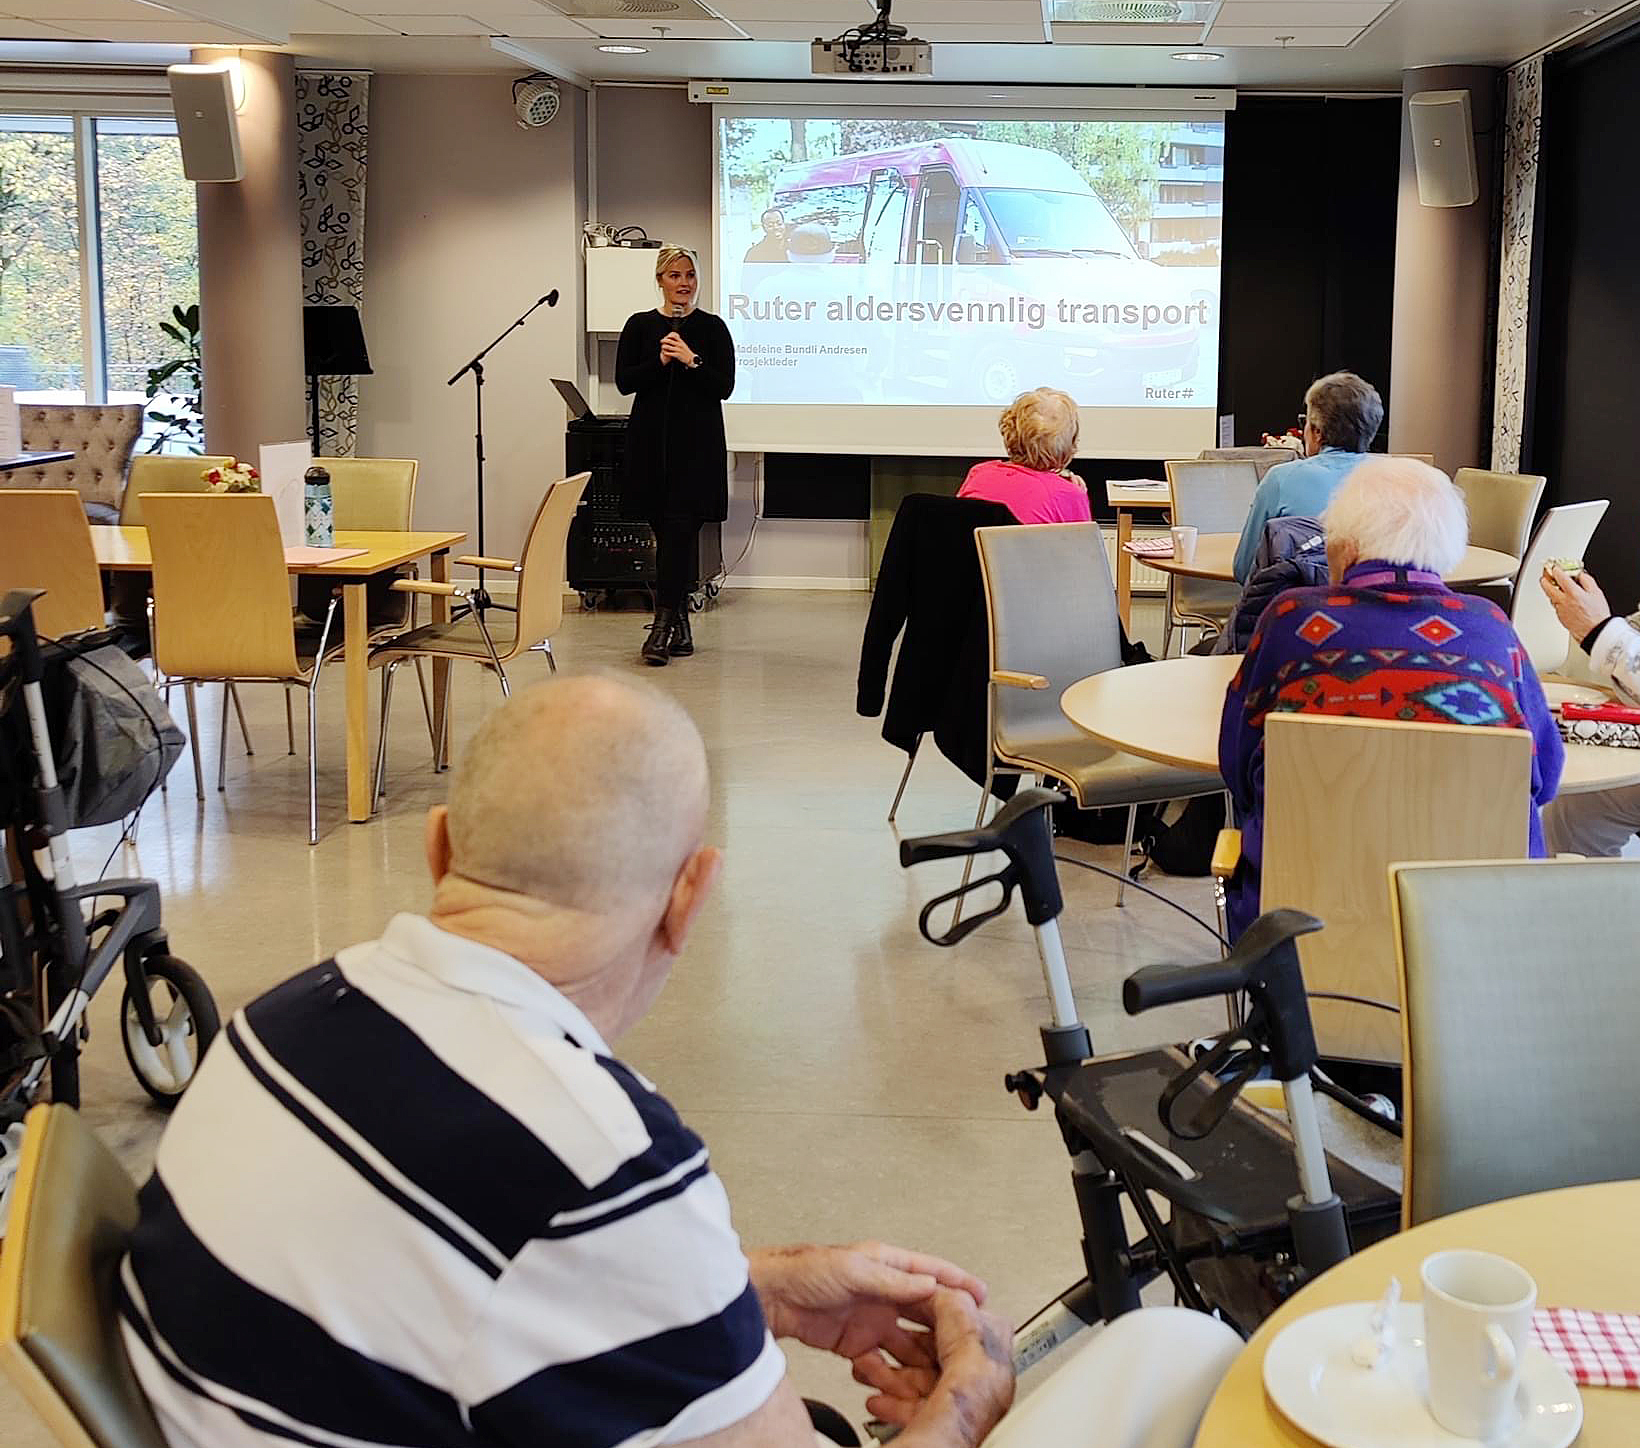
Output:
[159, 321, 185, 343]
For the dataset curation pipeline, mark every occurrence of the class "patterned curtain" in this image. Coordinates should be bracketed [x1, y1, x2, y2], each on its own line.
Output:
[295, 71, 369, 457]
[1492, 56, 1542, 472]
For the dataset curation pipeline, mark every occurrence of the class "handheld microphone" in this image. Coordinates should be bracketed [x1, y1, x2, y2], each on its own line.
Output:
[671, 302, 685, 320]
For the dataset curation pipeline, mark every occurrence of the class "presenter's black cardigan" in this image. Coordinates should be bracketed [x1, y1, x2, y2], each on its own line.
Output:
[615, 307, 735, 523]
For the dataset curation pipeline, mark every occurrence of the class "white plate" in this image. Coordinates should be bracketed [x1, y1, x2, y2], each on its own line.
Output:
[1263, 1302, 1583, 1448]
[1541, 680, 1613, 712]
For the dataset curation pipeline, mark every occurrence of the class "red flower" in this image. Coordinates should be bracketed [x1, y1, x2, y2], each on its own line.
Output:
[206, 469, 222, 481]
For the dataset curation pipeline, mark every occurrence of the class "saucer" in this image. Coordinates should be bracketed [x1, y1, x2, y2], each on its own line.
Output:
[1263, 1302, 1583, 1448]
[1541, 680, 1613, 712]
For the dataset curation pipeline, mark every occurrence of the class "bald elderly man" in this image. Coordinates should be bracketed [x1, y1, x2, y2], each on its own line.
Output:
[115, 676, 1241, 1448]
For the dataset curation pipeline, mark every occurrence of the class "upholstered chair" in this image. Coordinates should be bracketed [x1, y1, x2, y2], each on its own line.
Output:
[17, 404, 143, 522]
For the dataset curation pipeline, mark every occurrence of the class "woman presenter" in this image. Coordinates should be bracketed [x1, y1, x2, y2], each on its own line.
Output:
[615, 247, 736, 666]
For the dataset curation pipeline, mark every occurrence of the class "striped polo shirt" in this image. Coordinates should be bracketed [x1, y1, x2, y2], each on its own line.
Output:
[117, 913, 786, 1448]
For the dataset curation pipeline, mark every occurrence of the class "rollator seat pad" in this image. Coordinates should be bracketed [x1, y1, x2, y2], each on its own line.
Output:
[1046, 1047, 1400, 1243]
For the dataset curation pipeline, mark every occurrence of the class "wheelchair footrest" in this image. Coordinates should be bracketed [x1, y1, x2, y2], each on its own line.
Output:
[1044, 1046, 1400, 1242]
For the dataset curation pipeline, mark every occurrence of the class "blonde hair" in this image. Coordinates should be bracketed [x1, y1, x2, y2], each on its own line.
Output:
[654, 246, 697, 282]
[999, 388, 1080, 473]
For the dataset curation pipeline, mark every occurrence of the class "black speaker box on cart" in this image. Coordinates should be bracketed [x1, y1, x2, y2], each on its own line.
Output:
[565, 415, 723, 607]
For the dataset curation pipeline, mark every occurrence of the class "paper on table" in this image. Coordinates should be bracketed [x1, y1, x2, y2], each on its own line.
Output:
[260, 440, 312, 547]
[284, 547, 368, 565]
[1108, 477, 1169, 491]
[0, 386, 19, 461]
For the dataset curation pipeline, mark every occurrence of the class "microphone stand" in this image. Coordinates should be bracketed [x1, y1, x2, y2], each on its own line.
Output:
[446, 289, 558, 617]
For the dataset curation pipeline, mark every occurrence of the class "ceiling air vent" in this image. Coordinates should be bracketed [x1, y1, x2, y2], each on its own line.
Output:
[1047, 0, 1216, 43]
[548, 0, 705, 17]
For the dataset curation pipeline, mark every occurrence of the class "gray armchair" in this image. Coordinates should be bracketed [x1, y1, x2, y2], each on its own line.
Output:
[17, 403, 143, 522]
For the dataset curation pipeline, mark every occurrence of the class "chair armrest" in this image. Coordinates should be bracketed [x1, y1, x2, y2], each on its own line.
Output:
[392, 579, 462, 597]
[992, 670, 1050, 690]
[454, 554, 519, 572]
[1211, 828, 1242, 881]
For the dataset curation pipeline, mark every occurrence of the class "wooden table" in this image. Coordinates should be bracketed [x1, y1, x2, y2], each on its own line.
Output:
[1147, 533, 1520, 588]
[1107, 481, 1173, 632]
[1195, 1180, 1640, 1446]
[92, 526, 466, 824]
[1060, 652, 1640, 797]
[0, 451, 76, 472]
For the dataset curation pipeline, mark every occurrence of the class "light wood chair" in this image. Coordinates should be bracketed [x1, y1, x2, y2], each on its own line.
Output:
[0, 1103, 169, 1448]
[1391, 858, 1640, 1226]
[1216, 713, 1532, 1065]
[1508, 499, 1610, 676]
[1162, 460, 1259, 656]
[1452, 467, 1547, 609]
[370, 472, 590, 807]
[143, 492, 345, 844]
[116, 455, 233, 527]
[0, 490, 105, 640]
[963, 522, 1223, 916]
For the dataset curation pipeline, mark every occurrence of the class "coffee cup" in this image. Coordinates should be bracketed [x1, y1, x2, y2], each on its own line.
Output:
[1420, 1250, 1537, 1439]
[1170, 525, 1199, 564]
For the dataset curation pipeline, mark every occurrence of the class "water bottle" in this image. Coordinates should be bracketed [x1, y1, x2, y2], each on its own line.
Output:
[304, 464, 334, 547]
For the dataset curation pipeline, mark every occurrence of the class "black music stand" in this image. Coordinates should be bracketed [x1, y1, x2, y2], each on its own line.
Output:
[303, 305, 372, 453]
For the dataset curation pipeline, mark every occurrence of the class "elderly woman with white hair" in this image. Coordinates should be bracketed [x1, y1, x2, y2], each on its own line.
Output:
[957, 387, 1092, 524]
[1217, 456, 1563, 937]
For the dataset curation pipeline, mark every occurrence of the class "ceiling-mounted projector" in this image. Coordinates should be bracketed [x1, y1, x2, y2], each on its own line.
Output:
[813, 0, 932, 75]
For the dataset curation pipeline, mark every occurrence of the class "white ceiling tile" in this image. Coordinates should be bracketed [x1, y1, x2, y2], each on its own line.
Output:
[47, 16, 258, 37]
[289, 0, 397, 31]
[6, 0, 164, 17]
[1213, 1, 1386, 25]
[574, 16, 745, 39]
[451, 7, 589, 34]
[1204, 24, 1365, 45]
[368, 11, 490, 29]
[748, 19, 1045, 41]
[0, 16, 81, 34]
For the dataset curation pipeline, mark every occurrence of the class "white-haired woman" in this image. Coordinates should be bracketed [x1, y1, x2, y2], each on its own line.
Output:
[1217, 456, 1563, 937]
[957, 387, 1092, 525]
[616, 247, 735, 666]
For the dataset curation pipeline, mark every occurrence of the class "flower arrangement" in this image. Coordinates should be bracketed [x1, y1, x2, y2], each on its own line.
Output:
[1260, 427, 1305, 455]
[203, 458, 260, 493]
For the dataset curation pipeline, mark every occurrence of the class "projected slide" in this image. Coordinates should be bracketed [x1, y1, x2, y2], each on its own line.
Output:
[715, 113, 1224, 453]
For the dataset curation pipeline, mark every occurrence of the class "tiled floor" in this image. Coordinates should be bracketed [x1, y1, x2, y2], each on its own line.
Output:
[3, 591, 1238, 1441]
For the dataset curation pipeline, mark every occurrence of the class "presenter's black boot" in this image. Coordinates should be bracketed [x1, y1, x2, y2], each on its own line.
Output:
[641, 609, 676, 667]
[669, 611, 694, 657]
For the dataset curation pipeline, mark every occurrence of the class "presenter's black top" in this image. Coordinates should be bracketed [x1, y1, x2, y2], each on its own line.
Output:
[615, 307, 735, 522]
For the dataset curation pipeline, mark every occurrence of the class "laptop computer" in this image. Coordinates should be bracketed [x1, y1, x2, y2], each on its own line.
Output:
[552, 378, 595, 421]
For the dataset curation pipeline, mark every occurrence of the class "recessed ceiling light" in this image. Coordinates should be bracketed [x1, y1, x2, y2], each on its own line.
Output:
[598, 43, 648, 53]
[1171, 50, 1223, 61]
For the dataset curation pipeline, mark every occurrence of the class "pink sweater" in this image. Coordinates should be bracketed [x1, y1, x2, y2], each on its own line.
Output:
[957, 460, 1093, 525]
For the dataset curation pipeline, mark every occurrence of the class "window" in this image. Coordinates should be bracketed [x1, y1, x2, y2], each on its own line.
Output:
[0, 110, 197, 429]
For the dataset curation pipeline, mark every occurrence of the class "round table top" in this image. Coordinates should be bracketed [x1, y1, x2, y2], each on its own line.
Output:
[1146, 534, 1519, 587]
[1059, 654, 1640, 796]
[1194, 1180, 1640, 1446]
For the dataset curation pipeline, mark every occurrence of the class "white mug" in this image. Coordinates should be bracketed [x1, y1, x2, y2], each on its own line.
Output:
[1420, 1250, 1537, 1439]
[1170, 525, 1199, 564]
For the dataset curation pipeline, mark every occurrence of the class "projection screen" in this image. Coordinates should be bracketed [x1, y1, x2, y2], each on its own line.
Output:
[712, 100, 1229, 458]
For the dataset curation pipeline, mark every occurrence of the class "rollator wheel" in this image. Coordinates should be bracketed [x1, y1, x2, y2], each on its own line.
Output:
[121, 955, 221, 1108]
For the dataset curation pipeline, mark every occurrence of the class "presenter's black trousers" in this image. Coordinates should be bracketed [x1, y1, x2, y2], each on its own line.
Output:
[651, 515, 703, 612]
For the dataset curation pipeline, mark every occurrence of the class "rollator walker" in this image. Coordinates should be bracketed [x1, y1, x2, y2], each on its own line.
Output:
[900, 787, 1399, 1366]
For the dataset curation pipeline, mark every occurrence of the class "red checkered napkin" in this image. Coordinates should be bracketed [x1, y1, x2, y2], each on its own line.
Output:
[1532, 1306, 1640, 1387]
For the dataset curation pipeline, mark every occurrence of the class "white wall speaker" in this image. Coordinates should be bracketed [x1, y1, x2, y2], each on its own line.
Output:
[1408, 89, 1479, 208]
[167, 63, 244, 183]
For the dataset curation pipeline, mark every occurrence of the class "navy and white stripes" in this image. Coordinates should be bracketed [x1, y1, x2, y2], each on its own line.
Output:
[118, 914, 785, 1448]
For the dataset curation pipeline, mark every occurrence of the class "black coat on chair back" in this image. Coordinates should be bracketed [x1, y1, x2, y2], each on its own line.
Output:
[857, 494, 1018, 791]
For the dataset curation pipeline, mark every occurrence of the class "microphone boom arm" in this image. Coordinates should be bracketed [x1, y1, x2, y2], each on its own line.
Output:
[447, 289, 559, 387]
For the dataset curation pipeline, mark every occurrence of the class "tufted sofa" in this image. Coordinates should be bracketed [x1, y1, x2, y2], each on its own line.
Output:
[17, 403, 143, 523]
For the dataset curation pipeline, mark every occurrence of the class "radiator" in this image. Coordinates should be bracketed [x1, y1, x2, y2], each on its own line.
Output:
[1102, 527, 1170, 595]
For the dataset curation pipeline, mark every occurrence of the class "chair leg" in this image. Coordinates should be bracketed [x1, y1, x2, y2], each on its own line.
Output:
[887, 735, 922, 824]
[227, 682, 253, 756]
[540, 639, 557, 675]
[285, 686, 295, 755]
[373, 662, 399, 812]
[413, 659, 435, 750]
[495, 662, 511, 698]
[1117, 803, 1139, 907]
[217, 684, 231, 792]
[953, 764, 996, 932]
[182, 683, 204, 801]
[307, 683, 320, 847]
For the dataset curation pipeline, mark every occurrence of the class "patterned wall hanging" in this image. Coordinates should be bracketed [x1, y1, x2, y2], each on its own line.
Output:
[296, 70, 369, 457]
[1492, 56, 1541, 472]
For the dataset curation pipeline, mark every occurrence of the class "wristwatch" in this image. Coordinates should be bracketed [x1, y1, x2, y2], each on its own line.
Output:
[687, 355, 702, 369]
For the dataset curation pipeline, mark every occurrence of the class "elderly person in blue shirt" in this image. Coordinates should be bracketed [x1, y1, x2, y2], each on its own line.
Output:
[1232, 371, 1385, 581]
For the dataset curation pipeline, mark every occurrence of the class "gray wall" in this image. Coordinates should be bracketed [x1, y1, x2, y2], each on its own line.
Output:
[355, 73, 588, 558]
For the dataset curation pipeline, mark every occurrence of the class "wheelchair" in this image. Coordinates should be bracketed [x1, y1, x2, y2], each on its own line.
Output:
[0, 589, 219, 1220]
[899, 787, 1401, 1367]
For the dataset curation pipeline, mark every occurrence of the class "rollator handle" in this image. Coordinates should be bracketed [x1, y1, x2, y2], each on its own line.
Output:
[1124, 908, 1323, 1081]
[898, 787, 1064, 926]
